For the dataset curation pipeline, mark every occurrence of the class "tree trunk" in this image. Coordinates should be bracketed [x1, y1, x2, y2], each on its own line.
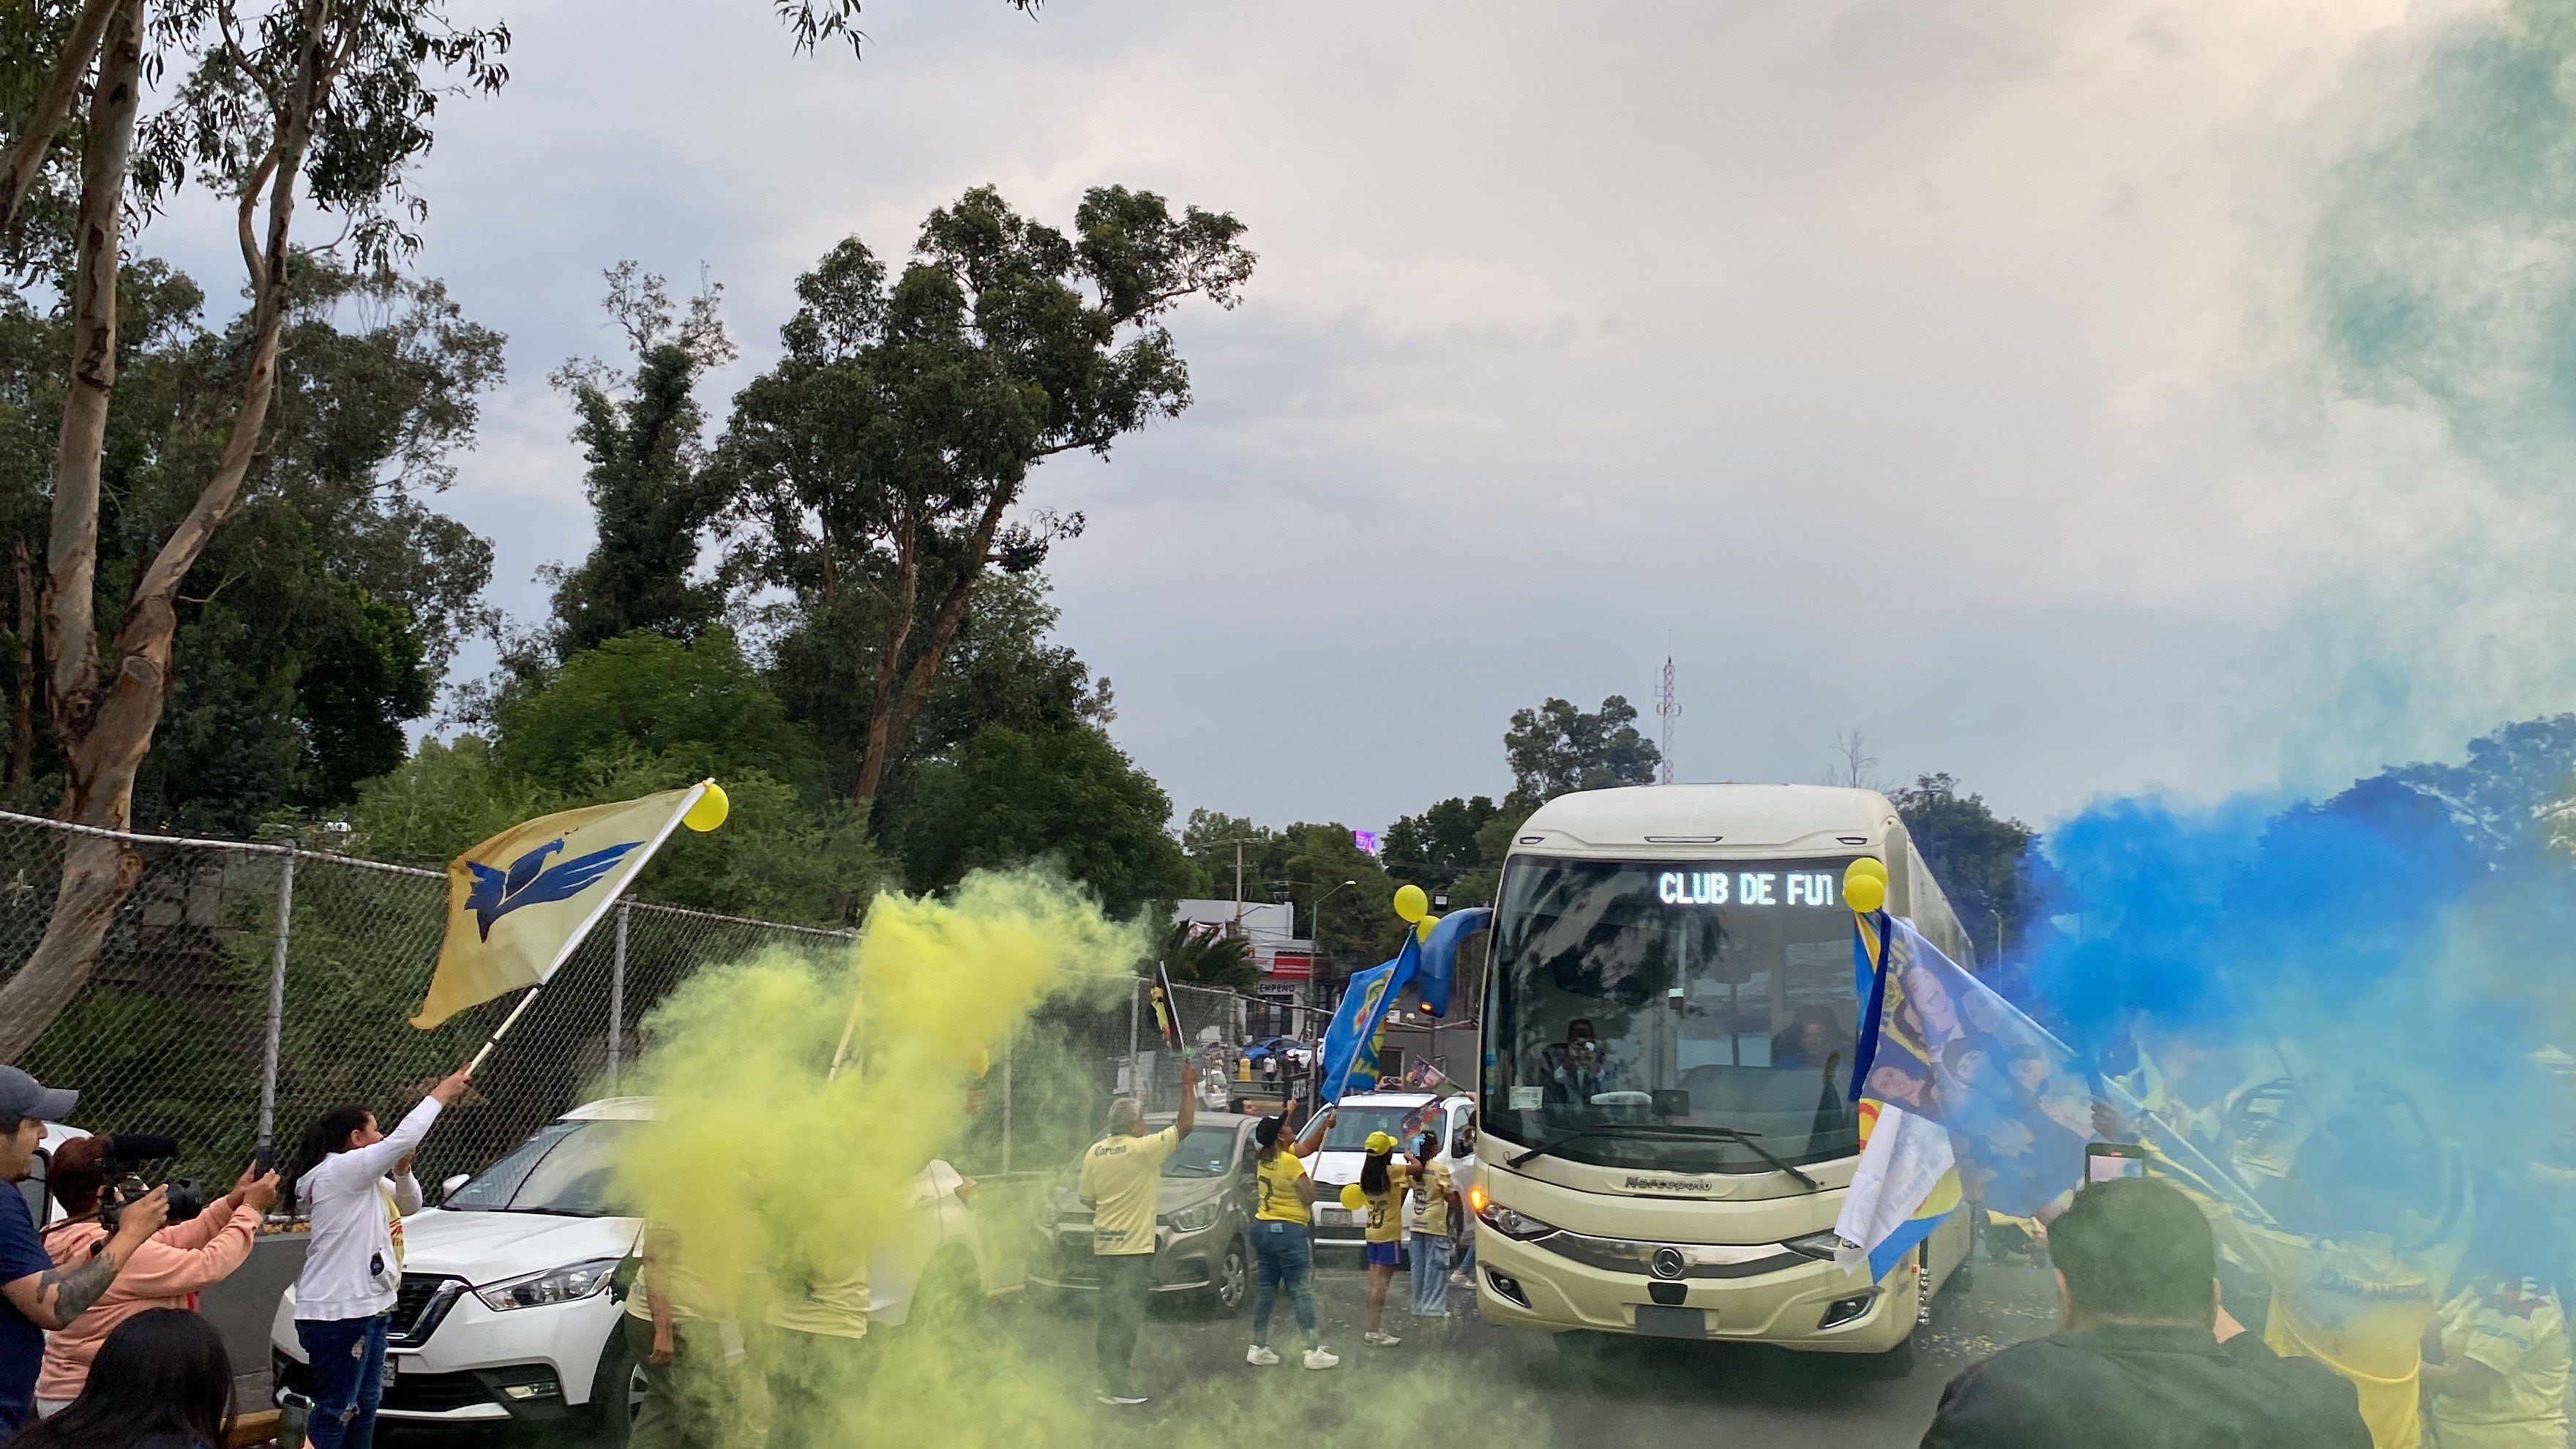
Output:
[853, 489, 1011, 812]
[0, 0, 142, 1063]
[10, 541, 37, 793]
[0, 0, 124, 236]
[1, 0, 313, 1062]
[847, 512, 920, 811]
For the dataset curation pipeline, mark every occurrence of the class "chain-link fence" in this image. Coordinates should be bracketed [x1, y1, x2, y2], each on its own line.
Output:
[0, 810, 1333, 1196]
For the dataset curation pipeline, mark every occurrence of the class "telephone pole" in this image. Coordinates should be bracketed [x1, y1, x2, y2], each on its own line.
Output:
[1656, 641, 1680, 786]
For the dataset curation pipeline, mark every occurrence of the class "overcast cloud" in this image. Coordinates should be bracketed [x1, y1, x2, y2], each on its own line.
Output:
[138, 0, 2520, 831]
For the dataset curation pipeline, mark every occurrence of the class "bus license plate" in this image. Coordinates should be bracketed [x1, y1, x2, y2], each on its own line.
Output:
[1633, 1305, 1707, 1339]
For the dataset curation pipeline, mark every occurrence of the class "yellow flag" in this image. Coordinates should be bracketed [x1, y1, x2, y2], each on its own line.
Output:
[410, 787, 703, 1029]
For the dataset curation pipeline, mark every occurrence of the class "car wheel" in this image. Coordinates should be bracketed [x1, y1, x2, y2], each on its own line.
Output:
[1205, 1238, 1249, 1317]
[588, 1328, 645, 1445]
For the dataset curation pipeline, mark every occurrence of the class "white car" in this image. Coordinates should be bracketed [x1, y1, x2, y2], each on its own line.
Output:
[14, 1123, 91, 1227]
[267, 1098, 1001, 1439]
[1302, 1093, 1475, 1249]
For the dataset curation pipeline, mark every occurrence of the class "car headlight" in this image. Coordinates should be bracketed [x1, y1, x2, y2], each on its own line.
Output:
[1474, 1199, 1557, 1240]
[1783, 1230, 1849, 1262]
[1164, 1202, 1221, 1234]
[474, 1259, 621, 1312]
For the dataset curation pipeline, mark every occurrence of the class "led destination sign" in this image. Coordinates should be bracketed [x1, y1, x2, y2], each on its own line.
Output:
[1657, 869, 1841, 908]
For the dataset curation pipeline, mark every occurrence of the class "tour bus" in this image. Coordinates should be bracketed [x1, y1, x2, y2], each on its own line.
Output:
[1470, 783, 1977, 1364]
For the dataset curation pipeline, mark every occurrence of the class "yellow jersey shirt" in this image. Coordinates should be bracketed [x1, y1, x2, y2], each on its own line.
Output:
[1412, 1162, 1453, 1238]
[2427, 1276, 2569, 1449]
[1254, 1150, 1311, 1224]
[1364, 1163, 1415, 1244]
[765, 1245, 870, 1340]
[1081, 1126, 1180, 1256]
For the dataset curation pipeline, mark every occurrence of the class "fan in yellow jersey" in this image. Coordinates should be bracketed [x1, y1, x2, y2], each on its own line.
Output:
[1079, 1060, 1197, 1406]
[1244, 1101, 1338, 1371]
[1356, 1131, 1426, 1347]
[2422, 1272, 2569, 1449]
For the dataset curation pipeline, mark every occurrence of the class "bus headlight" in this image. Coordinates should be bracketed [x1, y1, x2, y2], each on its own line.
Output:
[1783, 1230, 1849, 1262]
[1475, 1199, 1557, 1241]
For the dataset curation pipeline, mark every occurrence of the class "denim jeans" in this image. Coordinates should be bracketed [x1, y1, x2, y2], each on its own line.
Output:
[1409, 1232, 1452, 1317]
[1093, 1254, 1156, 1396]
[296, 1315, 390, 1449]
[1249, 1218, 1318, 1348]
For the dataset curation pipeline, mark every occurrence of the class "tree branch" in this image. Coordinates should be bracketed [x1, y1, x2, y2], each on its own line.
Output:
[0, 0, 123, 237]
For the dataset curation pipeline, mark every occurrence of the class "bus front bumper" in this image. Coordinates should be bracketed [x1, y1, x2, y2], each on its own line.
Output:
[1470, 1222, 1923, 1353]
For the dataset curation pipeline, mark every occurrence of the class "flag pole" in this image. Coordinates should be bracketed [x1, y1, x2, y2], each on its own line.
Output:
[465, 784, 708, 1074]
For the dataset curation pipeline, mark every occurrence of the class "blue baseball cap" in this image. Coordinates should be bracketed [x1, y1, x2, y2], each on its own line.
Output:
[0, 1066, 76, 1123]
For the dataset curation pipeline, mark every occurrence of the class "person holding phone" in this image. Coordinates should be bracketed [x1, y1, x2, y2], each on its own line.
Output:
[1921, 1179, 2370, 1449]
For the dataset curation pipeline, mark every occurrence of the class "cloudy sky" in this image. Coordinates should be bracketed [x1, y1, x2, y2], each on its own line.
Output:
[146, 0, 2534, 832]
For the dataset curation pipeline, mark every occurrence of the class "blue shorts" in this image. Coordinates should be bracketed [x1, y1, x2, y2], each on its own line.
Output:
[1365, 1240, 1402, 1268]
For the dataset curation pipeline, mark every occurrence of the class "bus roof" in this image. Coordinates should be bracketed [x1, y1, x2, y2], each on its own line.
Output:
[1513, 783, 1898, 855]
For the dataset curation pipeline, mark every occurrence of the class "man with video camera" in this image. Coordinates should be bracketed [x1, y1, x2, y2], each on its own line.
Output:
[0, 1066, 168, 1441]
[32, 1136, 278, 1415]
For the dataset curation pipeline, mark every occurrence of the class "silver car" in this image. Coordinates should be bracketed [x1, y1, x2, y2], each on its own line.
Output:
[1028, 1112, 1257, 1315]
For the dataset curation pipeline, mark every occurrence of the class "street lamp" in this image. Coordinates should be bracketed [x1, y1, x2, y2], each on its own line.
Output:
[1311, 879, 1359, 944]
[1989, 907, 2004, 973]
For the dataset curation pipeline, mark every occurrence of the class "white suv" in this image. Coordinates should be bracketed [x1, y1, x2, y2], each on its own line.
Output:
[267, 1098, 1000, 1438]
[1302, 1093, 1474, 1249]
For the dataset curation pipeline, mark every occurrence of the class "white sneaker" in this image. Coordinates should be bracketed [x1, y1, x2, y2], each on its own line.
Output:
[1246, 1345, 1281, 1366]
[1303, 1347, 1341, 1369]
[1363, 1330, 1402, 1346]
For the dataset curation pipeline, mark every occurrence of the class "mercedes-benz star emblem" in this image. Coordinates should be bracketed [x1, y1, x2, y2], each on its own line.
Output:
[1649, 1246, 1687, 1280]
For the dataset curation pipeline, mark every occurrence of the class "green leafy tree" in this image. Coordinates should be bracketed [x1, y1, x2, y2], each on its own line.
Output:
[492, 628, 821, 798]
[1504, 694, 1660, 801]
[717, 187, 1255, 820]
[1382, 795, 1499, 899]
[1159, 918, 1256, 993]
[896, 723, 1197, 918]
[545, 265, 735, 654]
[1890, 772, 2036, 964]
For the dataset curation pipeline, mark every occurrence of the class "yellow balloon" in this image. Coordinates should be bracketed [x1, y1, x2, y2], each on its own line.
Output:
[1393, 883, 1429, 923]
[1846, 873, 1887, 914]
[1415, 915, 1437, 943]
[1339, 1183, 1366, 1212]
[1847, 855, 1887, 882]
[683, 781, 730, 832]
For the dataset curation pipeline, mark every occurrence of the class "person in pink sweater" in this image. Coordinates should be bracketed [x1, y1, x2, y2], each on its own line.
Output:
[30, 1139, 279, 1414]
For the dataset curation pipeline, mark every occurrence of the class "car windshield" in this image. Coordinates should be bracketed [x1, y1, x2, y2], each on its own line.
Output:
[1321, 1104, 1434, 1153]
[1482, 855, 1862, 1175]
[1161, 1126, 1238, 1178]
[443, 1120, 633, 1216]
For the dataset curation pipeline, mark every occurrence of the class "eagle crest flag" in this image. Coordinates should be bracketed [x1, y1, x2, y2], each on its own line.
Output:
[411, 787, 704, 1028]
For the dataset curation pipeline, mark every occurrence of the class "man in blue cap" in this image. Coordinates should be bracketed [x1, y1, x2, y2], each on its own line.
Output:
[0, 1066, 166, 1440]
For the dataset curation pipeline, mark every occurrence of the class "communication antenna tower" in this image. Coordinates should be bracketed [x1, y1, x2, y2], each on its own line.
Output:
[1656, 640, 1679, 786]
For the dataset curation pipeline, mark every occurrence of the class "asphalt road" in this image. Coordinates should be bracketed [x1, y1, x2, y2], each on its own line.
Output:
[228, 1236, 2060, 1447]
[1067, 1244, 2065, 1449]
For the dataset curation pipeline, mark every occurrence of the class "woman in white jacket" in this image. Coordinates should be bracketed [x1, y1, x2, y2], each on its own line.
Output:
[285, 1065, 471, 1449]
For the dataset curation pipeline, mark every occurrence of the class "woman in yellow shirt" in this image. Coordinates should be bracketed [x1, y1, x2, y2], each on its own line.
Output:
[1358, 1131, 1426, 1347]
[1246, 1104, 1338, 1371]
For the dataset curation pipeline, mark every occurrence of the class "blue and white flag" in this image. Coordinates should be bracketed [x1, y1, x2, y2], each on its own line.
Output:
[1317, 932, 1420, 1103]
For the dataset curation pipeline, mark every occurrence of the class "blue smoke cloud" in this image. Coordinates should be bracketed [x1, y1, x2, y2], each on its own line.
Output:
[2012, 718, 2576, 1212]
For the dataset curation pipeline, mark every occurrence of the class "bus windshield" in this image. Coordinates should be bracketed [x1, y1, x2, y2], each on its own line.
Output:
[1482, 855, 1862, 1175]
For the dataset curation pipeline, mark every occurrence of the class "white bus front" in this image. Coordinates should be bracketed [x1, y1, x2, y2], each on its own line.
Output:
[1470, 784, 1970, 1358]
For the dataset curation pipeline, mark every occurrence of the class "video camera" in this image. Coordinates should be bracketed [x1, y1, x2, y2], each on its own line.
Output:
[94, 1134, 206, 1232]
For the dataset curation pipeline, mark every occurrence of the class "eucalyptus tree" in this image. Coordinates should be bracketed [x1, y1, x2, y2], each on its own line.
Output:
[718, 185, 1256, 817]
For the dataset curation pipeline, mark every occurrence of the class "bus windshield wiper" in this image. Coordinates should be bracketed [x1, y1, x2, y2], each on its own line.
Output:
[1504, 1123, 1820, 1191]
